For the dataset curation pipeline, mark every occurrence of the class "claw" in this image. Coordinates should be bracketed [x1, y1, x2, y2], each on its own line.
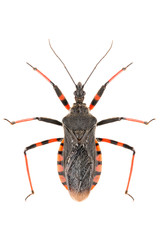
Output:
[123, 62, 133, 71]
[25, 190, 34, 201]
[4, 118, 15, 125]
[145, 118, 156, 125]
[26, 62, 37, 71]
[125, 190, 134, 201]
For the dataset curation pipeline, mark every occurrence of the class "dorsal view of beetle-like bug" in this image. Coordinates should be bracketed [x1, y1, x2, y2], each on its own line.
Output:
[4, 40, 155, 201]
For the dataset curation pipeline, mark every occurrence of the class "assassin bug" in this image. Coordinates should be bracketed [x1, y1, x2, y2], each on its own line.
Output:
[5, 40, 155, 201]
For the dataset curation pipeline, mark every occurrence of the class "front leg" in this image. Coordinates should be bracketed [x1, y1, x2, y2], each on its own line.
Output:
[89, 63, 132, 110]
[27, 63, 70, 110]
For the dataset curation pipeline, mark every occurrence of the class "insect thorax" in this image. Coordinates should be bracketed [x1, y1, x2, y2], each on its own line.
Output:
[62, 103, 97, 130]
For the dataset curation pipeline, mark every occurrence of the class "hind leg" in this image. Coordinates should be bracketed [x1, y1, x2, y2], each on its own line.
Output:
[97, 137, 135, 200]
[24, 138, 63, 200]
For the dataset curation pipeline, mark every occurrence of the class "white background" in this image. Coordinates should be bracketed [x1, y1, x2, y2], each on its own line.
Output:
[0, 0, 160, 239]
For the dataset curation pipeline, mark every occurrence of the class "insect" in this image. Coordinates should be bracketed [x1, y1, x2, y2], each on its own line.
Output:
[5, 40, 155, 201]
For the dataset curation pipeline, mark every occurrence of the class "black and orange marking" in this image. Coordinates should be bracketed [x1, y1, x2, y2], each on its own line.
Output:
[53, 86, 70, 110]
[24, 138, 63, 200]
[89, 63, 133, 110]
[57, 139, 68, 190]
[26, 62, 70, 110]
[97, 137, 135, 200]
[89, 86, 106, 110]
[91, 140, 102, 190]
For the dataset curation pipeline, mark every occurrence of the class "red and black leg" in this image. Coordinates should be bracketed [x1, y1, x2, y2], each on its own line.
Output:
[24, 137, 63, 200]
[97, 137, 135, 200]
[26, 62, 70, 110]
[97, 117, 155, 126]
[89, 63, 132, 110]
[4, 117, 62, 126]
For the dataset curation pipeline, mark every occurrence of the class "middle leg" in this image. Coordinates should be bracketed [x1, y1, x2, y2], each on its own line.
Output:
[4, 117, 62, 126]
[97, 117, 155, 126]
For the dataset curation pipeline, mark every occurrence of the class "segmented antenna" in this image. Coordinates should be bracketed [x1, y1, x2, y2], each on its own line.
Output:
[48, 39, 76, 86]
[83, 41, 113, 87]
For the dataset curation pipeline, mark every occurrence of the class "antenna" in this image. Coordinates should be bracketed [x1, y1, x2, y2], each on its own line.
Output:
[48, 39, 76, 86]
[83, 41, 113, 87]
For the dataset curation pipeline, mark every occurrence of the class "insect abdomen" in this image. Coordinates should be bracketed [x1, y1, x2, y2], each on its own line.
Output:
[57, 139, 102, 201]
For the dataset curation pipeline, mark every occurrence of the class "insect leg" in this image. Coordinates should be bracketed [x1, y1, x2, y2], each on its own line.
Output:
[97, 117, 155, 126]
[27, 62, 70, 110]
[89, 63, 132, 110]
[4, 117, 62, 126]
[24, 138, 63, 200]
[97, 137, 135, 200]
